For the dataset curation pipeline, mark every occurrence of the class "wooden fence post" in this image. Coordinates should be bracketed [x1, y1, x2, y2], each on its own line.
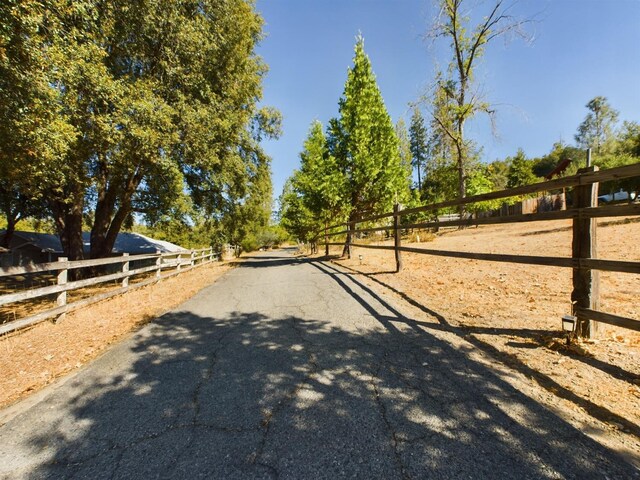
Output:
[209, 246, 213, 263]
[190, 250, 195, 267]
[572, 166, 600, 338]
[156, 250, 162, 279]
[55, 257, 68, 323]
[346, 221, 352, 259]
[325, 221, 329, 256]
[394, 204, 403, 273]
[122, 253, 130, 288]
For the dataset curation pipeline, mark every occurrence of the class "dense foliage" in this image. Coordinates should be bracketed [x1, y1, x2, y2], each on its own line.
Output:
[0, 0, 279, 256]
[279, 37, 411, 250]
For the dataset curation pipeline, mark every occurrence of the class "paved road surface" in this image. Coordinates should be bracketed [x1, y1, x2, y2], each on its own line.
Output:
[1, 250, 637, 479]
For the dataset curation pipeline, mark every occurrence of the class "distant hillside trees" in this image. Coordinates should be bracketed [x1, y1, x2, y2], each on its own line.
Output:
[507, 149, 538, 189]
[0, 0, 278, 258]
[575, 96, 619, 155]
[409, 107, 429, 192]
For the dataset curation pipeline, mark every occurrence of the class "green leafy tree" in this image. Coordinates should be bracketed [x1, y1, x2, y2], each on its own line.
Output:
[329, 36, 411, 255]
[2, 1, 273, 260]
[278, 176, 319, 251]
[485, 159, 510, 192]
[279, 121, 345, 253]
[0, 0, 75, 248]
[467, 167, 501, 215]
[506, 148, 538, 189]
[409, 107, 429, 192]
[532, 142, 582, 178]
[395, 118, 414, 189]
[594, 123, 640, 199]
[298, 121, 345, 225]
[428, 0, 530, 210]
[575, 96, 619, 155]
[615, 121, 640, 158]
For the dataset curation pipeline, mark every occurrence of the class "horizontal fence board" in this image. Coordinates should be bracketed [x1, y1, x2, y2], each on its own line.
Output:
[401, 203, 640, 231]
[578, 308, 640, 332]
[0, 271, 125, 306]
[349, 243, 396, 251]
[0, 253, 160, 277]
[0, 276, 162, 336]
[327, 202, 640, 237]
[65, 254, 159, 270]
[0, 254, 220, 336]
[396, 162, 640, 219]
[590, 203, 640, 218]
[0, 305, 69, 336]
[0, 260, 70, 277]
[1, 252, 219, 306]
[330, 240, 640, 274]
[396, 246, 574, 268]
[580, 258, 640, 274]
[160, 251, 190, 258]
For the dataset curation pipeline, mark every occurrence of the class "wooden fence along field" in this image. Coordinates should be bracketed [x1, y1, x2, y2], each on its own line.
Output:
[0, 248, 219, 336]
[320, 164, 640, 338]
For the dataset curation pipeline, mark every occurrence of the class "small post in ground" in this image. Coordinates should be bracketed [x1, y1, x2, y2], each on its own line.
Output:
[155, 250, 162, 279]
[325, 221, 329, 256]
[394, 203, 403, 273]
[122, 253, 130, 288]
[55, 257, 68, 323]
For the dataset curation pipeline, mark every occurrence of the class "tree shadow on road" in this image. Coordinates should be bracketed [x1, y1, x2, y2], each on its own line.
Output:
[4, 263, 639, 478]
[332, 260, 640, 390]
[312, 260, 640, 440]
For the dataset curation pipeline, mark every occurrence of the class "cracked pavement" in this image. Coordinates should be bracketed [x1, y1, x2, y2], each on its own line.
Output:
[0, 249, 638, 479]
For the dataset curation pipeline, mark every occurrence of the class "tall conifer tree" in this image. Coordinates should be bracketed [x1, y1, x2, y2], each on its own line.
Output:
[409, 107, 428, 192]
[329, 36, 410, 255]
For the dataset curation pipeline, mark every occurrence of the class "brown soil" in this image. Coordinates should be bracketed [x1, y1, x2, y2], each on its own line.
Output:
[324, 218, 640, 458]
[0, 261, 234, 409]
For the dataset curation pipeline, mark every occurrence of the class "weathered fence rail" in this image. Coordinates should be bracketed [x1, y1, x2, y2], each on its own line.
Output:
[0, 247, 219, 336]
[318, 163, 640, 337]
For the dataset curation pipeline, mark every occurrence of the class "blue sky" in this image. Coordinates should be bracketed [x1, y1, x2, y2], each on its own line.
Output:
[255, 0, 640, 199]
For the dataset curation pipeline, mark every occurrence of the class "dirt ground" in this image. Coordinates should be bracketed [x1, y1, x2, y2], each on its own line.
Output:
[0, 261, 234, 409]
[322, 218, 640, 458]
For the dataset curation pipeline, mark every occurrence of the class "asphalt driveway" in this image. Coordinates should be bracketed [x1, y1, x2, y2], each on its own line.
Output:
[0, 249, 637, 479]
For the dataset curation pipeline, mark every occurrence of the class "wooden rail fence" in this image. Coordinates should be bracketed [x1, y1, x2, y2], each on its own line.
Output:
[0, 248, 219, 336]
[318, 163, 640, 338]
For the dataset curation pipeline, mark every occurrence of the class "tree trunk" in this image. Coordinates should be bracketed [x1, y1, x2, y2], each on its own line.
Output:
[51, 195, 85, 262]
[90, 181, 117, 259]
[1, 216, 16, 249]
[89, 169, 142, 259]
[342, 212, 356, 259]
[90, 203, 131, 259]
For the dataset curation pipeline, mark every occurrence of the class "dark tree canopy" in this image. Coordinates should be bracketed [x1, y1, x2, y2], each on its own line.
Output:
[0, 0, 276, 259]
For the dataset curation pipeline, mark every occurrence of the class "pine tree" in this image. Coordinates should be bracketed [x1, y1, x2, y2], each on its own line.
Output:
[575, 96, 619, 155]
[409, 107, 428, 192]
[329, 35, 410, 256]
[395, 119, 414, 190]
